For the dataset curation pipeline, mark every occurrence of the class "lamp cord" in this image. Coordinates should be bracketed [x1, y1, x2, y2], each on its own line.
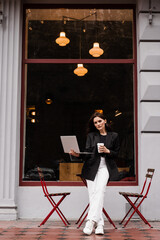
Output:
[95, 11, 98, 42]
[80, 27, 82, 59]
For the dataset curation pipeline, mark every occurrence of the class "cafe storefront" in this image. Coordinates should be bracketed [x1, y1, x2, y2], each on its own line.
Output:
[0, 0, 160, 221]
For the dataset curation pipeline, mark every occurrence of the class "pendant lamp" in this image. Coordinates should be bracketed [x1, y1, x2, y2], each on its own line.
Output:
[74, 25, 88, 77]
[89, 12, 104, 58]
[55, 32, 70, 47]
[74, 64, 88, 77]
[89, 42, 104, 57]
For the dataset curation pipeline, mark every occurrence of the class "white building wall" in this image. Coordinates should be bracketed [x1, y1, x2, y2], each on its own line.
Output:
[138, 0, 160, 220]
[0, 0, 160, 222]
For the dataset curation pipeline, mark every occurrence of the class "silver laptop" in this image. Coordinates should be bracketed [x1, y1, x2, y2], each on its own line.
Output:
[60, 135, 92, 154]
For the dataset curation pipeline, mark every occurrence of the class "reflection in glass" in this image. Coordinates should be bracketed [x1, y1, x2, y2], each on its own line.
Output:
[25, 8, 133, 59]
[24, 63, 135, 181]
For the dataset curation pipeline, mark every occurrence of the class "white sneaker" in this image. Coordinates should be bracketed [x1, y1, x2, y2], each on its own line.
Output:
[95, 225, 104, 235]
[83, 220, 95, 235]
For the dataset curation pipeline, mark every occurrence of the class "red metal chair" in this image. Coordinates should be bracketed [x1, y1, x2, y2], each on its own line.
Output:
[119, 168, 155, 228]
[76, 174, 117, 229]
[37, 167, 70, 227]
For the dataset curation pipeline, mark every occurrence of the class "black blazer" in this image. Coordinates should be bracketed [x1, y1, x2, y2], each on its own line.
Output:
[81, 131, 120, 181]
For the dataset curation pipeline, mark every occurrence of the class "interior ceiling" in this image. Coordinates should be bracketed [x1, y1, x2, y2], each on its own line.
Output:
[26, 9, 133, 21]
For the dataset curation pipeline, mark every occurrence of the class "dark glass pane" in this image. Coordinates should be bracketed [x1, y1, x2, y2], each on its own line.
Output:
[24, 63, 135, 181]
[25, 9, 133, 59]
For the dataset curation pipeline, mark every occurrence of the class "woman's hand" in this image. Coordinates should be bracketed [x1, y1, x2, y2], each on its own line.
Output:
[99, 145, 110, 154]
[69, 149, 80, 158]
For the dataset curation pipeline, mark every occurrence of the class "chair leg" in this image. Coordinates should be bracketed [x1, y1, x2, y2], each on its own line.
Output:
[123, 196, 152, 228]
[50, 197, 70, 225]
[39, 195, 68, 227]
[103, 208, 117, 229]
[75, 204, 89, 225]
[77, 212, 88, 229]
[119, 197, 140, 225]
[76, 206, 116, 229]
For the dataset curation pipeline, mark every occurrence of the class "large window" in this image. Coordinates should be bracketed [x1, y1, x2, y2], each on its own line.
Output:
[20, 5, 137, 185]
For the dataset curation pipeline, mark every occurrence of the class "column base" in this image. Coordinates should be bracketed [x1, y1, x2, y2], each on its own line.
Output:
[0, 206, 18, 220]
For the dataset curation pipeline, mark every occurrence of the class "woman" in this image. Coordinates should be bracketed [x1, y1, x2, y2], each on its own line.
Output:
[70, 111, 120, 235]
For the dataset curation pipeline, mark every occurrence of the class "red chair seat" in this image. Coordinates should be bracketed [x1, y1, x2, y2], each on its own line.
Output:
[119, 192, 143, 197]
[47, 193, 70, 197]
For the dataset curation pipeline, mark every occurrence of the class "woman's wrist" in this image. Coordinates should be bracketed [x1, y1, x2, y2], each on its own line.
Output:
[69, 149, 80, 157]
[104, 147, 110, 154]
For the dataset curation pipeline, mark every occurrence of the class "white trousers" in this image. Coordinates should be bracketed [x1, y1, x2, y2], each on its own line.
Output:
[86, 157, 109, 226]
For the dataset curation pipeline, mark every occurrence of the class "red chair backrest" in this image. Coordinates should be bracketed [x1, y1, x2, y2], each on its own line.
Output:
[37, 167, 49, 196]
[141, 168, 155, 197]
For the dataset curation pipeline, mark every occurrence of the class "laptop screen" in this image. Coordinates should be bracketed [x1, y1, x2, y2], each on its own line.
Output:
[60, 136, 80, 153]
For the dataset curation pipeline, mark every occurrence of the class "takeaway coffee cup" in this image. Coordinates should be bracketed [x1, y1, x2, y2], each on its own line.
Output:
[97, 143, 104, 153]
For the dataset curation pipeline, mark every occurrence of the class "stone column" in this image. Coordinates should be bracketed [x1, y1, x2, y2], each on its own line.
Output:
[0, 0, 22, 220]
